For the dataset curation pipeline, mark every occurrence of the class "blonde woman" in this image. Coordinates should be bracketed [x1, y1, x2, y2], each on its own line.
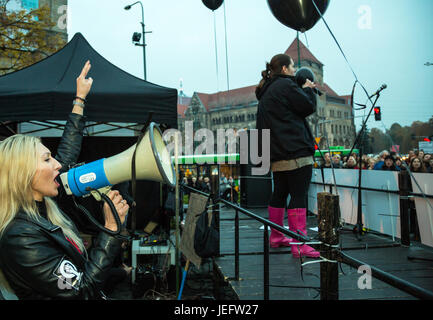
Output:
[0, 62, 129, 300]
[368, 158, 376, 170]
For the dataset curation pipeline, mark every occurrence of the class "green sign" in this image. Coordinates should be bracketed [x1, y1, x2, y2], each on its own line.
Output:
[172, 153, 240, 164]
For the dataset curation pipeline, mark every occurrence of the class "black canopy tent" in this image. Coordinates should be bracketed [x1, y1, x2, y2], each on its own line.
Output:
[0, 32, 178, 130]
[0, 33, 178, 233]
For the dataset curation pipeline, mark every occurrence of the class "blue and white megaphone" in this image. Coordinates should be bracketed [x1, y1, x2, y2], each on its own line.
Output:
[60, 122, 176, 200]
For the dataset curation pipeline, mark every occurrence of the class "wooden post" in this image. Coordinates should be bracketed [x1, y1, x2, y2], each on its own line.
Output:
[398, 170, 411, 246]
[174, 132, 180, 297]
[263, 224, 269, 300]
[318, 192, 340, 300]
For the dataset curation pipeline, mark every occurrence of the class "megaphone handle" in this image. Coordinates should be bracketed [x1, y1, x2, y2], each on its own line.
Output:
[71, 194, 121, 236]
[100, 193, 123, 233]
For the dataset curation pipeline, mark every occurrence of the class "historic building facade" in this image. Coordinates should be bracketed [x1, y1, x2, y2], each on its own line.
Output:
[40, 0, 68, 41]
[0, 0, 68, 71]
[178, 39, 356, 152]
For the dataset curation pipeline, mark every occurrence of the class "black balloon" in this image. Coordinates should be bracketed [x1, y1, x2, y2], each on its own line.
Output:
[202, 0, 224, 11]
[267, 0, 330, 32]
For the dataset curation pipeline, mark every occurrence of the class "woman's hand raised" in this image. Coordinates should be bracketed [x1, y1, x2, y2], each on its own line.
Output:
[76, 60, 93, 100]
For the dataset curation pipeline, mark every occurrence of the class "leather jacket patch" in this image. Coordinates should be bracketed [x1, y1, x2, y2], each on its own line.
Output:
[53, 256, 83, 291]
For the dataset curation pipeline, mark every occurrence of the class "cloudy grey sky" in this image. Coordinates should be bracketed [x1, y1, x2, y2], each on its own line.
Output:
[65, 0, 433, 130]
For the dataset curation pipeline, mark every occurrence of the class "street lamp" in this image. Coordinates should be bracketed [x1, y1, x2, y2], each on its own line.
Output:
[124, 1, 151, 80]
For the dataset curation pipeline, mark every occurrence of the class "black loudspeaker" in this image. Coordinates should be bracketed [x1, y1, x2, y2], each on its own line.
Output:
[240, 164, 272, 208]
[239, 130, 273, 208]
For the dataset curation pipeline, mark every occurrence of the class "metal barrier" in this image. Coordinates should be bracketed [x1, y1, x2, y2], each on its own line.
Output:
[182, 183, 311, 300]
[181, 182, 433, 300]
[311, 169, 433, 246]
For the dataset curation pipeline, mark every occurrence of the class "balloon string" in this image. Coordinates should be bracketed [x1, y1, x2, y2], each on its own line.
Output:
[311, 0, 433, 213]
[311, 0, 372, 104]
[303, 31, 309, 47]
[213, 11, 220, 93]
[223, 0, 230, 92]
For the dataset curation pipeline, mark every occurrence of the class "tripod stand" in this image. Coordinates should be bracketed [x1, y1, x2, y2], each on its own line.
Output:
[347, 87, 384, 239]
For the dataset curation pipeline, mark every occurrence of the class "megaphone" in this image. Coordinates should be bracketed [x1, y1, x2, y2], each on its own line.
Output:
[60, 122, 176, 199]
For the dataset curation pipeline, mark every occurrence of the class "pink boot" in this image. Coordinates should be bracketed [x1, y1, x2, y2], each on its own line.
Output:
[287, 208, 320, 258]
[268, 206, 293, 248]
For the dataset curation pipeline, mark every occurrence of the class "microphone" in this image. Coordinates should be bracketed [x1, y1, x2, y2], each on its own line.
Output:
[313, 88, 323, 96]
[369, 84, 387, 98]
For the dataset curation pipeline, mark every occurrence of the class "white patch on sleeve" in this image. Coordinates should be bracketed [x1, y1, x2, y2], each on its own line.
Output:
[54, 257, 83, 291]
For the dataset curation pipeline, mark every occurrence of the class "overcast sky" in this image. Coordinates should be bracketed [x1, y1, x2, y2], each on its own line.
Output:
[65, 0, 433, 131]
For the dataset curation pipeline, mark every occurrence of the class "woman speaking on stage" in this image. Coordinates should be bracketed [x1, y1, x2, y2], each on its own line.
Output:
[255, 53, 319, 258]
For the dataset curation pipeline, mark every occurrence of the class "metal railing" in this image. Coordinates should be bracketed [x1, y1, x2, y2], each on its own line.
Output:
[311, 168, 433, 246]
[182, 183, 311, 300]
[181, 181, 433, 300]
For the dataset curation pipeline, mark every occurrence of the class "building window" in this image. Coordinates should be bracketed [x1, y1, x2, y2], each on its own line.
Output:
[331, 125, 334, 134]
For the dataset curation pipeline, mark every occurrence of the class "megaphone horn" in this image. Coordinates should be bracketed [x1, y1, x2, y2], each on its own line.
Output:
[60, 122, 176, 198]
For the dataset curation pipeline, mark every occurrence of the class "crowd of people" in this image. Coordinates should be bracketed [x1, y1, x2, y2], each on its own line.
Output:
[182, 175, 212, 194]
[182, 173, 237, 194]
[318, 149, 433, 173]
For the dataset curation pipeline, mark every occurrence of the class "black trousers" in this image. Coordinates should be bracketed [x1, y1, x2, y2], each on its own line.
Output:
[270, 165, 312, 209]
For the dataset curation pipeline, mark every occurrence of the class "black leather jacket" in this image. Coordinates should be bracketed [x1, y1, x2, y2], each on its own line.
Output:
[0, 113, 122, 300]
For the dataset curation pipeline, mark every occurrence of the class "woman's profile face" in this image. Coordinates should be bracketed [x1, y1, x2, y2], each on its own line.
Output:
[282, 58, 296, 76]
[287, 58, 296, 76]
[31, 143, 62, 201]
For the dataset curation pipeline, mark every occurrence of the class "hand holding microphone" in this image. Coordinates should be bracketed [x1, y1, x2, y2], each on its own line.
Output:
[302, 78, 316, 89]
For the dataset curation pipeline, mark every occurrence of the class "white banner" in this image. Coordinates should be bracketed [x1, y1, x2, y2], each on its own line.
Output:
[418, 141, 433, 154]
[411, 173, 433, 248]
[309, 169, 401, 240]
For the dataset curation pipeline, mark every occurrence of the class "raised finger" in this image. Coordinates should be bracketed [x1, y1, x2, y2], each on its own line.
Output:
[79, 60, 91, 78]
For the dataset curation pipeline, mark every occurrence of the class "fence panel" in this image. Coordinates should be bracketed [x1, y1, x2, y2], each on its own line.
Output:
[309, 169, 400, 239]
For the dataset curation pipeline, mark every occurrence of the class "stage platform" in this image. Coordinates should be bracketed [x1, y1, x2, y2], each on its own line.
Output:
[107, 205, 433, 300]
[214, 206, 433, 300]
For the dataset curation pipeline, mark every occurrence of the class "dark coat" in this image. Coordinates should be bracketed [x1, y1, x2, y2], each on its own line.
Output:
[0, 113, 121, 300]
[256, 74, 317, 162]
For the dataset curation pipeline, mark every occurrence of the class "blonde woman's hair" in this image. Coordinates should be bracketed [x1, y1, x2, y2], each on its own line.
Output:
[0, 134, 84, 252]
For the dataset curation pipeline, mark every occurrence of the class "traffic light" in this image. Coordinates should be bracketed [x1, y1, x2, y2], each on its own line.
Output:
[374, 107, 381, 121]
